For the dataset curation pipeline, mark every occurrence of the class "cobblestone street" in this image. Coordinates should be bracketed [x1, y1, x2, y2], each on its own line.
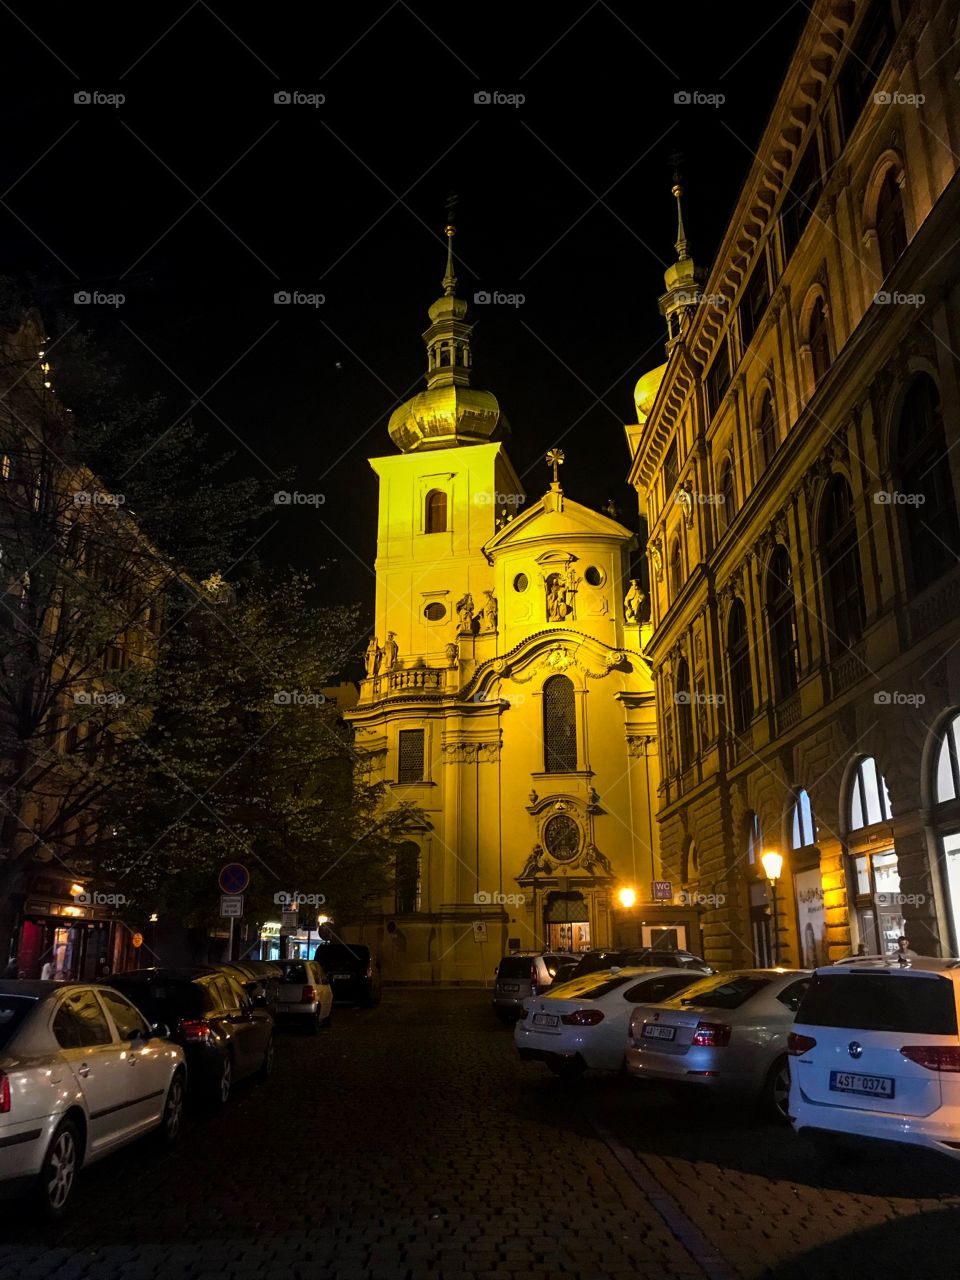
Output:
[2, 990, 959, 1279]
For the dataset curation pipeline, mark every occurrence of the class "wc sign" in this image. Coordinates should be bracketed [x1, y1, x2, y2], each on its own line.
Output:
[651, 880, 673, 902]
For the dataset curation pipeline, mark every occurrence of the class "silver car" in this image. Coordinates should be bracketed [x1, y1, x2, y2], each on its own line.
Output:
[272, 959, 334, 1032]
[625, 968, 810, 1118]
[0, 981, 187, 1217]
[493, 952, 572, 1020]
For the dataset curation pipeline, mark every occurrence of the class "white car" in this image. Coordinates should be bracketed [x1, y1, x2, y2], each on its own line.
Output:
[515, 966, 701, 1077]
[0, 980, 187, 1216]
[789, 956, 960, 1159]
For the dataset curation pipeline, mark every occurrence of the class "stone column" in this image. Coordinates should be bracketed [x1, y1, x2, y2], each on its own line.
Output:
[896, 826, 946, 956]
[818, 836, 852, 963]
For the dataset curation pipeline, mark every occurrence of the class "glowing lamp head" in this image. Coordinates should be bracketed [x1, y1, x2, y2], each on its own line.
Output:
[618, 887, 637, 909]
[760, 850, 784, 883]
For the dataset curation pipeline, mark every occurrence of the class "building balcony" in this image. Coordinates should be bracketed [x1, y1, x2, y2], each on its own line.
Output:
[358, 665, 449, 703]
[773, 689, 801, 736]
[827, 646, 869, 699]
[905, 568, 960, 648]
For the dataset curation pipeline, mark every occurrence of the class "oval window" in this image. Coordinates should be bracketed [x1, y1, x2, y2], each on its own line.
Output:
[513, 573, 529, 592]
[424, 602, 446, 621]
[584, 566, 603, 586]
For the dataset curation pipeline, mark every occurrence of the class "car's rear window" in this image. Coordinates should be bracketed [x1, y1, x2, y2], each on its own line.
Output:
[279, 962, 310, 984]
[108, 980, 205, 1023]
[0, 995, 36, 1049]
[798, 972, 958, 1035]
[677, 975, 770, 1009]
[497, 957, 535, 979]
[314, 945, 369, 970]
[545, 973, 632, 1000]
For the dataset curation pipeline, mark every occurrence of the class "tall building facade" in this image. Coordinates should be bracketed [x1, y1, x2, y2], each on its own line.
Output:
[344, 232, 668, 984]
[626, 0, 960, 968]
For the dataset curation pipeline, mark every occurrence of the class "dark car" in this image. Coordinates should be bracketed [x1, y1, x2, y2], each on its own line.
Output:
[312, 944, 381, 1006]
[106, 967, 274, 1107]
[218, 960, 280, 1008]
[569, 947, 714, 981]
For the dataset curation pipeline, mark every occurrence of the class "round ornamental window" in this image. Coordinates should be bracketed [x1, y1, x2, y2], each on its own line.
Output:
[543, 814, 581, 862]
[584, 566, 603, 586]
[513, 572, 529, 592]
[424, 602, 446, 621]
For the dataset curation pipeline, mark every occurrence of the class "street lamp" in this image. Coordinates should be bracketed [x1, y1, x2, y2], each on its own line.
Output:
[760, 850, 784, 965]
[618, 887, 637, 909]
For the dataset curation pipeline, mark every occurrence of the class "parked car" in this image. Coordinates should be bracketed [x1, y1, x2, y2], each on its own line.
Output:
[313, 944, 381, 1006]
[789, 956, 960, 1159]
[570, 947, 714, 981]
[0, 980, 186, 1217]
[493, 952, 572, 1020]
[515, 966, 702, 1077]
[626, 968, 810, 1117]
[218, 960, 279, 1009]
[106, 967, 274, 1108]
[272, 959, 333, 1032]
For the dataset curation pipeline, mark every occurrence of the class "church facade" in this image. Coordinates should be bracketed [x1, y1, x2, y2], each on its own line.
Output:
[343, 231, 666, 984]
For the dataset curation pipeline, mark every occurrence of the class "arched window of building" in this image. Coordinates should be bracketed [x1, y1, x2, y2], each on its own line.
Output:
[788, 787, 817, 850]
[895, 375, 959, 589]
[543, 675, 577, 772]
[727, 599, 753, 734]
[933, 712, 960, 953]
[807, 296, 831, 387]
[424, 489, 447, 534]
[676, 658, 694, 771]
[717, 456, 735, 531]
[821, 474, 865, 653]
[758, 389, 777, 467]
[395, 842, 421, 914]
[767, 545, 799, 701]
[875, 168, 907, 278]
[670, 538, 683, 598]
[848, 756, 892, 830]
[746, 811, 762, 866]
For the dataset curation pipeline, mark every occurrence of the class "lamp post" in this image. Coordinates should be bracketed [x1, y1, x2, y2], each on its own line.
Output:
[617, 886, 637, 910]
[760, 850, 784, 965]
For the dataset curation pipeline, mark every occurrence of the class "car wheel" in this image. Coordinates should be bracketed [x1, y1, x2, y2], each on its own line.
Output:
[548, 1057, 586, 1080]
[210, 1052, 232, 1107]
[308, 1010, 322, 1035]
[37, 1118, 80, 1219]
[158, 1071, 186, 1145]
[764, 1056, 791, 1121]
[259, 1036, 275, 1080]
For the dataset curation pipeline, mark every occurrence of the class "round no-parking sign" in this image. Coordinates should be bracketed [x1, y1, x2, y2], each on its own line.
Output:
[218, 863, 250, 896]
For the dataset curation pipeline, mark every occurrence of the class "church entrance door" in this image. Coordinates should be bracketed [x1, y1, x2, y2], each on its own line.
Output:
[544, 892, 591, 954]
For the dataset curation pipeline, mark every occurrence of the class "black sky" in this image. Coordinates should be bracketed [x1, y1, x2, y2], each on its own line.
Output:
[1, 1, 807, 605]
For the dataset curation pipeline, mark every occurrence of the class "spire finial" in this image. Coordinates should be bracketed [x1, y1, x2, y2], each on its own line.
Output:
[668, 152, 689, 261]
[546, 447, 565, 488]
[442, 191, 458, 296]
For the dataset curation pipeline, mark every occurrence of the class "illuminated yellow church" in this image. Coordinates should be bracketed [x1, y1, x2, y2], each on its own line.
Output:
[343, 224, 665, 984]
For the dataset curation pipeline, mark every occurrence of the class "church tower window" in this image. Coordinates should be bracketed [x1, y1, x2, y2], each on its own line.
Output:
[425, 489, 447, 534]
[543, 675, 577, 772]
[397, 729, 425, 783]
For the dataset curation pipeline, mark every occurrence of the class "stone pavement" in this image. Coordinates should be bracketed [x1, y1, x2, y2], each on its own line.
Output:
[2, 989, 959, 1278]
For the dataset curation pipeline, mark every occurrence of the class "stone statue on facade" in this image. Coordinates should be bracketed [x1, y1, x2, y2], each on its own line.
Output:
[455, 593, 475, 633]
[364, 635, 382, 678]
[519, 845, 552, 879]
[623, 578, 644, 624]
[582, 844, 612, 875]
[481, 589, 498, 631]
[382, 631, 399, 670]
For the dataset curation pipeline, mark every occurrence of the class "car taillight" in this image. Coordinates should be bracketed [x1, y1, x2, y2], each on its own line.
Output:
[179, 1018, 213, 1042]
[900, 1045, 960, 1072]
[301, 986, 316, 1003]
[691, 1021, 731, 1047]
[517, 1007, 529, 1021]
[787, 1033, 817, 1056]
[560, 1009, 604, 1026]
[365, 964, 372, 979]
[0, 1071, 10, 1113]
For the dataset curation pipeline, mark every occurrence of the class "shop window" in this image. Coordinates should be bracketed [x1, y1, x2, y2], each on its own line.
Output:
[543, 675, 577, 773]
[727, 599, 753, 734]
[397, 729, 425, 783]
[821, 474, 865, 653]
[933, 712, 960, 953]
[850, 849, 904, 956]
[789, 788, 817, 850]
[848, 756, 892, 830]
[424, 489, 447, 534]
[895, 375, 959, 590]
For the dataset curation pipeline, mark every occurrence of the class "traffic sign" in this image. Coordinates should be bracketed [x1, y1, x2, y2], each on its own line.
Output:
[472, 921, 487, 943]
[651, 880, 673, 902]
[218, 862, 250, 896]
[220, 895, 243, 917]
[281, 909, 297, 929]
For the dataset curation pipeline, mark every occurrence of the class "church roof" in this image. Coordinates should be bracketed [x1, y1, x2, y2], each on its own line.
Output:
[484, 483, 635, 556]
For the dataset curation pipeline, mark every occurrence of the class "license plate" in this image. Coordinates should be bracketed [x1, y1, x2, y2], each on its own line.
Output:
[642, 1023, 676, 1041]
[500, 983, 519, 992]
[532, 1013, 559, 1028]
[830, 1070, 895, 1098]
[332, 973, 352, 980]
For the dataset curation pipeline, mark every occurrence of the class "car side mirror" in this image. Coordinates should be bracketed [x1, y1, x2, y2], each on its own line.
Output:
[150, 1022, 171, 1039]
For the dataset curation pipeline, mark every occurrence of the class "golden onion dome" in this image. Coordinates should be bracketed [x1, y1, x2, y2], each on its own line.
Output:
[633, 362, 667, 422]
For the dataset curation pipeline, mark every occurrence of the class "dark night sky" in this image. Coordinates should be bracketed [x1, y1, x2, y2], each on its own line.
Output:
[1, 1, 807, 607]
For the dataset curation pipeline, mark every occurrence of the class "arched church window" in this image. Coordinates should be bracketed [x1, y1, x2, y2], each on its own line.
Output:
[424, 489, 447, 534]
[543, 675, 577, 773]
